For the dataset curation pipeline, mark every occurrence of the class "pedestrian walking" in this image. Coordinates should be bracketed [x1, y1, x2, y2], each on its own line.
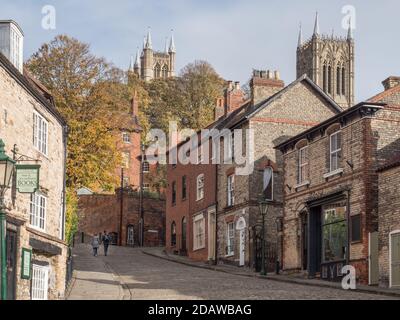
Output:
[102, 230, 110, 256]
[91, 234, 100, 256]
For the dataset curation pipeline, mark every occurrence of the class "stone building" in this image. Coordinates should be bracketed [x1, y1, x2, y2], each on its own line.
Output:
[297, 13, 355, 109]
[166, 82, 246, 262]
[276, 101, 400, 284]
[77, 190, 165, 247]
[216, 70, 342, 270]
[0, 20, 68, 300]
[129, 29, 176, 82]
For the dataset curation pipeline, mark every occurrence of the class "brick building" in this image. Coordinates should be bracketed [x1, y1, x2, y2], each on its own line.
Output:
[216, 71, 342, 270]
[77, 190, 165, 247]
[0, 20, 68, 300]
[370, 75, 400, 289]
[377, 157, 400, 288]
[165, 81, 246, 262]
[276, 101, 400, 284]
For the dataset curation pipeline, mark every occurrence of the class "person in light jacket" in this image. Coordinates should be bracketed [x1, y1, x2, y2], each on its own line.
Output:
[91, 234, 100, 256]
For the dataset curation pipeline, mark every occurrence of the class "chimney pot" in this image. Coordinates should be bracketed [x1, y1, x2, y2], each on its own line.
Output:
[382, 76, 400, 91]
[234, 81, 240, 90]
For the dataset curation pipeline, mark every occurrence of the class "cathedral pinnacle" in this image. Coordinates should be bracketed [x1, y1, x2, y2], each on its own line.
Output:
[297, 23, 303, 48]
[313, 11, 320, 36]
[145, 27, 152, 49]
[169, 29, 176, 53]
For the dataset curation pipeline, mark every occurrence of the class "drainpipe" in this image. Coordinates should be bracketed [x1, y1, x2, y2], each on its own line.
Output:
[214, 163, 218, 265]
[346, 189, 351, 266]
[62, 125, 68, 243]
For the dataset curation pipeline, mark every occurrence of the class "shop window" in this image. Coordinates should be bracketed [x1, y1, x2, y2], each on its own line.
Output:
[31, 264, 49, 300]
[322, 208, 347, 262]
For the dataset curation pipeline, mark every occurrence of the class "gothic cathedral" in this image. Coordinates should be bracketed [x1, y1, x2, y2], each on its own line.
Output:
[129, 29, 176, 82]
[297, 13, 354, 109]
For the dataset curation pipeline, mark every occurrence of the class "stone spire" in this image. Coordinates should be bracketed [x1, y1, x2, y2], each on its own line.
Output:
[297, 23, 303, 48]
[313, 12, 320, 36]
[164, 37, 169, 53]
[347, 17, 353, 40]
[129, 54, 135, 72]
[145, 27, 152, 49]
[134, 47, 140, 67]
[169, 29, 176, 53]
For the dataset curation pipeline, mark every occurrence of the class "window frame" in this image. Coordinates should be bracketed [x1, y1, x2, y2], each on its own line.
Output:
[196, 174, 205, 201]
[263, 167, 274, 201]
[182, 175, 187, 200]
[31, 264, 49, 300]
[142, 161, 150, 173]
[30, 192, 47, 232]
[329, 131, 342, 172]
[298, 147, 308, 184]
[171, 181, 176, 205]
[122, 132, 131, 144]
[33, 111, 48, 156]
[193, 214, 205, 251]
[226, 222, 235, 256]
[170, 221, 176, 246]
[227, 174, 235, 207]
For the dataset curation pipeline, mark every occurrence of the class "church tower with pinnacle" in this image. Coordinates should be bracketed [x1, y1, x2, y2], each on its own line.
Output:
[297, 13, 355, 109]
[129, 28, 176, 82]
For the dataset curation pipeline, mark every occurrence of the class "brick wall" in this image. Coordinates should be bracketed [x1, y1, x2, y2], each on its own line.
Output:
[78, 191, 165, 247]
[378, 165, 400, 287]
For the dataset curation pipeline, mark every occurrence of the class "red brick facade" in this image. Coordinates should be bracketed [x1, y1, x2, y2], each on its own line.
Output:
[78, 191, 165, 247]
[277, 102, 400, 284]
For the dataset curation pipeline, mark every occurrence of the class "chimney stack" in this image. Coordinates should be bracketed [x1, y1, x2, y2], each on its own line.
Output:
[382, 76, 400, 91]
[250, 69, 285, 105]
[0, 20, 24, 73]
[131, 91, 139, 118]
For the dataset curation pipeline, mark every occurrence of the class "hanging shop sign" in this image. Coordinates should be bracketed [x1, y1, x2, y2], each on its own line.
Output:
[16, 164, 40, 193]
[21, 248, 32, 280]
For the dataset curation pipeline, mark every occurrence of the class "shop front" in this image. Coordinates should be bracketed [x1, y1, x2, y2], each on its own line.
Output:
[306, 193, 348, 282]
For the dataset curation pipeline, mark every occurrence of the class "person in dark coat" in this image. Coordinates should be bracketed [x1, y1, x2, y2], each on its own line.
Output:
[102, 230, 110, 256]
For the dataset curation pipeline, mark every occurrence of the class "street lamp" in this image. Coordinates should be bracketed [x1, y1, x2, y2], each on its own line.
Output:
[258, 198, 270, 276]
[0, 139, 16, 300]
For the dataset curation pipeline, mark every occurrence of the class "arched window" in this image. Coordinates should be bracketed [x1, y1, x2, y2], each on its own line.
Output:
[171, 221, 176, 246]
[328, 64, 332, 94]
[342, 67, 346, 95]
[154, 63, 161, 79]
[263, 167, 273, 201]
[162, 65, 168, 79]
[336, 66, 341, 95]
[323, 62, 327, 93]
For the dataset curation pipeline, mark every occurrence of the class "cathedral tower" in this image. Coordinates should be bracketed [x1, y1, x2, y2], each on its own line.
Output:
[131, 28, 176, 82]
[297, 13, 355, 109]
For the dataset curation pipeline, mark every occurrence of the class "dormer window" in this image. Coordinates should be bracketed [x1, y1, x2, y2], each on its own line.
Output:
[122, 132, 130, 143]
[0, 21, 24, 73]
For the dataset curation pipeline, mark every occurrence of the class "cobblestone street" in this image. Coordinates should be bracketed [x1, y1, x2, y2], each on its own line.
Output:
[67, 245, 399, 300]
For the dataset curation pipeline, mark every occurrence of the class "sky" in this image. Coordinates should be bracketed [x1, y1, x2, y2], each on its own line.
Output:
[1, 0, 399, 101]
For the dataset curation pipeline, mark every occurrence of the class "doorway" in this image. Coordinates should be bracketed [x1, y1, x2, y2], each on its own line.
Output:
[390, 231, 400, 288]
[127, 225, 134, 246]
[369, 232, 379, 285]
[301, 213, 308, 270]
[6, 229, 17, 300]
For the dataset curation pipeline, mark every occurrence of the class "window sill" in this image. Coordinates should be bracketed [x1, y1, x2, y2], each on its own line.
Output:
[193, 246, 206, 252]
[295, 181, 310, 190]
[323, 168, 344, 179]
[225, 254, 234, 258]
